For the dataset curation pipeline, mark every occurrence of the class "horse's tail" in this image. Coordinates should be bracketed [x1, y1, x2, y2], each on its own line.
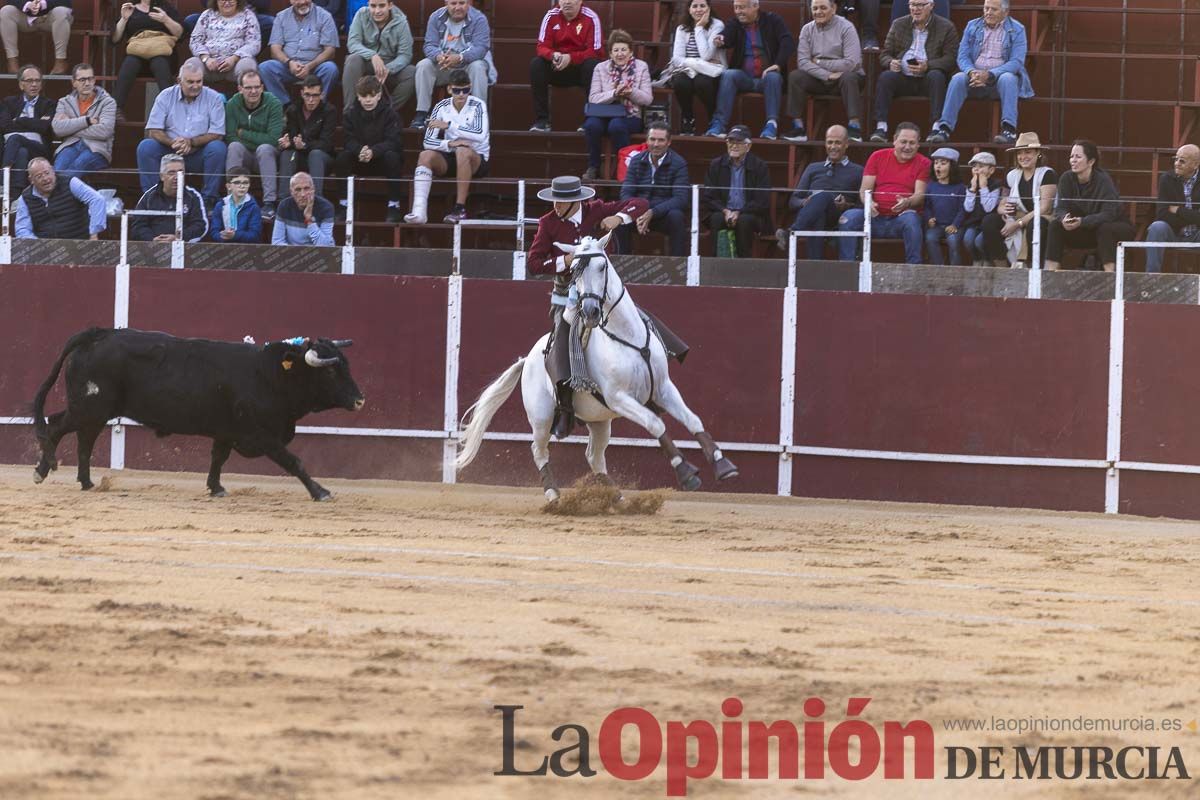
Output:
[456, 357, 525, 471]
[33, 327, 107, 444]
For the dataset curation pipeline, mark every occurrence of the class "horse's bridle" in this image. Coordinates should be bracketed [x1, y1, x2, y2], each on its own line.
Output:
[572, 252, 627, 329]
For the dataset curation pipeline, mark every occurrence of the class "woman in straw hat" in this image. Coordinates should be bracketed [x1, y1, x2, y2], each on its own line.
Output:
[980, 131, 1057, 267]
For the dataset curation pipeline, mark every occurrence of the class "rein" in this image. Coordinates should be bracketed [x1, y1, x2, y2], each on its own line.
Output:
[572, 252, 656, 404]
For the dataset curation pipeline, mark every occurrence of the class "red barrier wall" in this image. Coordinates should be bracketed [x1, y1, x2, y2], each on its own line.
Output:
[7, 263, 1200, 519]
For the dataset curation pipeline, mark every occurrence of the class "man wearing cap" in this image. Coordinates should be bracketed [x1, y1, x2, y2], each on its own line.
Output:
[869, 0, 960, 143]
[1145, 143, 1200, 273]
[702, 124, 771, 257]
[528, 175, 648, 438]
[777, 124, 863, 259]
[837, 121, 929, 263]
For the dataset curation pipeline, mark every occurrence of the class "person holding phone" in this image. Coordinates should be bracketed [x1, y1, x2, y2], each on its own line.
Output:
[870, 0, 959, 142]
[1044, 139, 1135, 272]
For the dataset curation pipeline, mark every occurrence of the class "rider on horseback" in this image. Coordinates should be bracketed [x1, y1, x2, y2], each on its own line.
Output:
[529, 176, 649, 439]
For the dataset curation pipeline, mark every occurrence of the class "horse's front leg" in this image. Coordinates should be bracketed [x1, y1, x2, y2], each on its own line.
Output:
[655, 378, 739, 482]
[606, 391, 701, 491]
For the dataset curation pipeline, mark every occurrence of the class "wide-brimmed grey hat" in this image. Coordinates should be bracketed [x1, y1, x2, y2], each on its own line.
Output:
[537, 175, 597, 202]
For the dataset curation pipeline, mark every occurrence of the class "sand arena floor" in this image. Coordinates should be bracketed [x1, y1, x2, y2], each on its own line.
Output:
[0, 464, 1197, 799]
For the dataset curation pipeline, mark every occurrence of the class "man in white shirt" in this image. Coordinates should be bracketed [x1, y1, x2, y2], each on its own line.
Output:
[405, 69, 490, 224]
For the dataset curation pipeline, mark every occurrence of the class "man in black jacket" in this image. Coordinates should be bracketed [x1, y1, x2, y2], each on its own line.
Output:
[1145, 144, 1200, 273]
[701, 125, 771, 257]
[706, 0, 795, 140]
[334, 75, 405, 222]
[870, 1, 960, 141]
[0, 64, 55, 193]
[131, 154, 209, 243]
[278, 75, 336, 198]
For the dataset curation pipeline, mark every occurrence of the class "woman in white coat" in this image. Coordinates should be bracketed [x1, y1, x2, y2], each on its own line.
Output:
[665, 0, 725, 135]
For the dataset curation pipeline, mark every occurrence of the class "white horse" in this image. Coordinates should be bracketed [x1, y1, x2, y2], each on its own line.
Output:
[456, 233, 738, 501]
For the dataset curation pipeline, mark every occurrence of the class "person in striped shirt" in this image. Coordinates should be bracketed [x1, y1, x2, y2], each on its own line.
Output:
[405, 69, 489, 224]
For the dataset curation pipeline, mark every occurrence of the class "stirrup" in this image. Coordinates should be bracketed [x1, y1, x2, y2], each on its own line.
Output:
[552, 407, 575, 439]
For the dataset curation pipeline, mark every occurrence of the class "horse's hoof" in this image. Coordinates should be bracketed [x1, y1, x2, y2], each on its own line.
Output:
[33, 467, 45, 484]
[681, 474, 702, 492]
[675, 461, 702, 492]
[714, 458, 739, 481]
[544, 488, 561, 503]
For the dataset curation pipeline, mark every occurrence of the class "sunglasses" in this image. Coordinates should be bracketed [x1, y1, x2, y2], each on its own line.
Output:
[449, 86, 471, 95]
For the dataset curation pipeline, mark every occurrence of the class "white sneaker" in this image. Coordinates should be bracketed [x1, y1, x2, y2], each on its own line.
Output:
[404, 211, 426, 224]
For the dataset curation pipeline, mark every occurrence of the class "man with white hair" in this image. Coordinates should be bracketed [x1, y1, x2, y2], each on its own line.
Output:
[137, 58, 228, 207]
[14, 157, 106, 240]
[131, 153, 209, 243]
[1145, 144, 1200, 273]
[928, 0, 1032, 145]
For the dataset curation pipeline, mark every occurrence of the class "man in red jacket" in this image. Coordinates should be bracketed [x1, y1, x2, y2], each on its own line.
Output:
[529, 0, 603, 133]
[529, 176, 646, 437]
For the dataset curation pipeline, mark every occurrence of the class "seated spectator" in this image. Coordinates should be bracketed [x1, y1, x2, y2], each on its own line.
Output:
[185, 0, 272, 50]
[890, 0, 963, 24]
[0, 64, 54, 194]
[189, 0, 261, 86]
[1044, 140, 1135, 272]
[841, 0, 961, 54]
[662, 0, 725, 136]
[343, 0, 414, 114]
[706, 0, 794, 140]
[776, 124, 863, 259]
[405, 69, 489, 224]
[411, 0, 495, 129]
[922, 147, 965, 264]
[137, 59, 228, 208]
[1145, 144, 1200, 274]
[581, 29, 650, 182]
[225, 69, 282, 218]
[335, 75, 405, 222]
[701, 125, 770, 258]
[528, 0, 603, 132]
[261, 0, 339, 105]
[278, 74, 335, 198]
[0, 0, 71, 75]
[784, 0, 863, 143]
[209, 165, 263, 242]
[870, 0, 959, 142]
[837, 121, 929, 263]
[929, 0, 1032, 146]
[272, 171, 334, 245]
[132, 153, 209, 242]
[110, 0, 184, 119]
[52, 64, 116, 182]
[15, 158, 106, 239]
[960, 151, 1001, 263]
[615, 121, 690, 257]
[981, 131, 1056, 267]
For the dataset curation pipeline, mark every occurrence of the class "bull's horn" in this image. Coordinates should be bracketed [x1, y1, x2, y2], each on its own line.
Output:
[304, 349, 339, 368]
[331, 339, 354, 348]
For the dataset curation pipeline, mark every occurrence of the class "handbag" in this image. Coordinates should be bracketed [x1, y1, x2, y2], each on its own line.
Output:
[126, 29, 177, 59]
[584, 102, 627, 119]
[716, 228, 737, 258]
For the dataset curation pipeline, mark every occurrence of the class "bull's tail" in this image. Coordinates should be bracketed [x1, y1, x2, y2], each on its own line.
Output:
[32, 327, 108, 443]
[456, 358, 525, 471]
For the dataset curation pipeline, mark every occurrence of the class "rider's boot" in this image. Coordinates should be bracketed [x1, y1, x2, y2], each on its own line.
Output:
[550, 314, 575, 439]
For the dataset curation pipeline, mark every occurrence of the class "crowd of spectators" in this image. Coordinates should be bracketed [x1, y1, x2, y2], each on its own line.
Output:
[0, 0, 1192, 272]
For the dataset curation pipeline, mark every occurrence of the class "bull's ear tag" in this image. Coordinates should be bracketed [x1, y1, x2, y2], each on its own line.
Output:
[281, 358, 294, 370]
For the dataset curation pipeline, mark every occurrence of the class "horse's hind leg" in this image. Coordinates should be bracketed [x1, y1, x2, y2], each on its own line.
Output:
[606, 391, 701, 491]
[655, 379, 738, 482]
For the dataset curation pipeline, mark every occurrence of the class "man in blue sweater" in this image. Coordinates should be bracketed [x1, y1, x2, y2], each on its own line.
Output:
[777, 124, 864, 259]
[271, 171, 334, 246]
[615, 122, 691, 257]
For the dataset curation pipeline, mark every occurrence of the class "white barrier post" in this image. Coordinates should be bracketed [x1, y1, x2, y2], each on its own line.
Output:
[778, 277, 798, 495]
[0, 166, 10, 264]
[512, 179, 527, 280]
[443, 269, 463, 484]
[1028, 193, 1042, 299]
[859, 189, 872, 292]
[341, 176, 356, 275]
[1105, 243, 1126, 513]
[170, 169, 184, 269]
[687, 183, 700, 286]
[787, 225, 797, 290]
[112, 213, 132, 472]
[451, 220, 462, 275]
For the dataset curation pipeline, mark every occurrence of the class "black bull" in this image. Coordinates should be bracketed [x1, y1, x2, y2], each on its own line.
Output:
[31, 328, 365, 501]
